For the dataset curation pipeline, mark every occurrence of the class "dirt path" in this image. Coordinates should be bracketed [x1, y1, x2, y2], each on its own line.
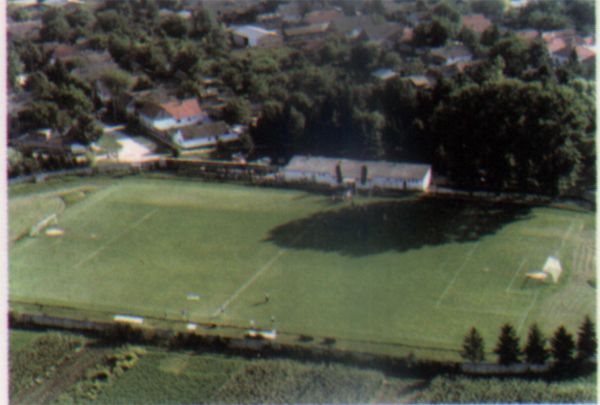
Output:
[13, 347, 109, 405]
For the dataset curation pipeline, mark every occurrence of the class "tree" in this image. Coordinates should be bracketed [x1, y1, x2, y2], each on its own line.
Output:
[430, 79, 594, 195]
[565, 0, 594, 35]
[348, 43, 380, 77]
[100, 68, 134, 95]
[18, 101, 68, 132]
[8, 49, 24, 90]
[480, 24, 501, 47]
[470, 0, 505, 20]
[24, 72, 55, 98]
[100, 68, 134, 119]
[551, 325, 575, 368]
[494, 323, 521, 365]
[190, 6, 214, 38]
[458, 27, 480, 56]
[432, 1, 460, 24]
[524, 323, 549, 365]
[576, 315, 597, 362]
[97, 134, 122, 160]
[67, 113, 103, 145]
[160, 14, 189, 38]
[489, 36, 529, 77]
[413, 18, 453, 47]
[40, 7, 70, 42]
[65, 6, 94, 29]
[223, 97, 251, 125]
[461, 327, 485, 363]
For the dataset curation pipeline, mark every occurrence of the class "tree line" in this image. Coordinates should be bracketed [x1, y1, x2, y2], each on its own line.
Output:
[461, 315, 596, 375]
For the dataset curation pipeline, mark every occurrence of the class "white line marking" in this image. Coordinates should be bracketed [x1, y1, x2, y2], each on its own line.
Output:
[436, 243, 479, 307]
[212, 249, 286, 317]
[74, 208, 158, 268]
[517, 290, 539, 334]
[506, 259, 527, 293]
[554, 221, 581, 256]
[212, 225, 312, 317]
[584, 243, 594, 273]
[441, 305, 517, 318]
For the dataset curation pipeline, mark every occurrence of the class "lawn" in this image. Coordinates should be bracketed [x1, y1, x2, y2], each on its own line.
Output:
[9, 176, 595, 359]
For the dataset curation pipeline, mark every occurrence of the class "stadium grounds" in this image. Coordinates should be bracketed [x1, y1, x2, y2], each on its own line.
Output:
[9, 176, 596, 360]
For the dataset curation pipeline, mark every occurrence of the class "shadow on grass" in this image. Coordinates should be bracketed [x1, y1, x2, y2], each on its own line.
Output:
[265, 196, 533, 257]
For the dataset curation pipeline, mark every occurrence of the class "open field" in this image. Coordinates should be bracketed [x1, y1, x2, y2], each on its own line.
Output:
[9, 176, 595, 359]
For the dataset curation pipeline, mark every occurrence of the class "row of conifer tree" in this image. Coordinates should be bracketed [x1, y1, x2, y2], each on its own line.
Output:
[461, 315, 596, 369]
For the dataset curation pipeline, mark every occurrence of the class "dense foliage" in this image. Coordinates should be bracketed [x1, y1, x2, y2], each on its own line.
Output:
[8, 0, 596, 193]
[414, 375, 596, 403]
[431, 79, 594, 194]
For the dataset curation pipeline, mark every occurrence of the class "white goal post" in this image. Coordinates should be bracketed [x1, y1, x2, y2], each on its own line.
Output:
[29, 213, 58, 237]
[543, 256, 562, 283]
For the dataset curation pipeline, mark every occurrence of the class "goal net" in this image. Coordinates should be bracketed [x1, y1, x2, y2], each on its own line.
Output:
[543, 256, 562, 283]
[29, 213, 58, 237]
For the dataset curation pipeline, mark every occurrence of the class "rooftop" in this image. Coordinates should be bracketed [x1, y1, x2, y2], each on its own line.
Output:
[285, 156, 431, 180]
[178, 121, 231, 140]
[461, 14, 492, 34]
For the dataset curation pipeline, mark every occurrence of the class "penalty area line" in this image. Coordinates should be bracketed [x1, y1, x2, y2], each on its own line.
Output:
[211, 249, 286, 317]
[212, 223, 313, 317]
[435, 242, 479, 308]
[74, 208, 158, 268]
[506, 258, 527, 293]
[517, 290, 540, 334]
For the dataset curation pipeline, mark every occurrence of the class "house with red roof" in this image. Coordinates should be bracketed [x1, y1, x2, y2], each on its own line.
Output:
[138, 98, 208, 131]
[552, 44, 596, 65]
[303, 9, 344, 25]
[461, 14, 492, 35]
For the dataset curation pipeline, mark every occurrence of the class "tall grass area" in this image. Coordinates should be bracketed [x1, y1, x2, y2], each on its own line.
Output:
[96, 349, 384, 404]
[413, 375, 597, 403]
[94, 351, 246, 404]
[10, 332, 84, 399]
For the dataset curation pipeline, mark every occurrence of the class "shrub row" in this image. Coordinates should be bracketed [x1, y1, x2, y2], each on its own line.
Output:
[56, 346, 145, 403]
[10, 333, 83, 398]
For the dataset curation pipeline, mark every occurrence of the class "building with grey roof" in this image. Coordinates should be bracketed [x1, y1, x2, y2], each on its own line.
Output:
[283, 156, 432, 192]
[231, 25, 283, 48]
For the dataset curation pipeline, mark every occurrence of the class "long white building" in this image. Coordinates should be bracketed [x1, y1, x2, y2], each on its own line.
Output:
[282, 156, 432, 192]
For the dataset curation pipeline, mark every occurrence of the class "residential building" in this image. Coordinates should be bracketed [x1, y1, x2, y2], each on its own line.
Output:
[461, 14, 492, 34]
[303, 9, 344, 25]
[429, 44, 473, 65]
[171, 121, 240, 150]
[138, 98, 208, 131]
[231, 25, 283, 48]
[283, 23, 332, 43]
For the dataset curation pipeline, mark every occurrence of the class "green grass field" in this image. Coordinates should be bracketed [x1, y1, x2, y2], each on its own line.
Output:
[9, 176, 596, 359]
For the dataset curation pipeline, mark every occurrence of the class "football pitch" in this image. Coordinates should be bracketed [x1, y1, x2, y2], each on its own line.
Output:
[9, 177, 596, 359]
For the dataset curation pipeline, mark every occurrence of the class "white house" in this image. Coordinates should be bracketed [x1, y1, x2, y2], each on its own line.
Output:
[283, 156, 432, 192]
[430, 44, 473, 66]
[138, 98, 207, 131]
[171, 121, 240, 150]
[231, 25, 283, 48]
